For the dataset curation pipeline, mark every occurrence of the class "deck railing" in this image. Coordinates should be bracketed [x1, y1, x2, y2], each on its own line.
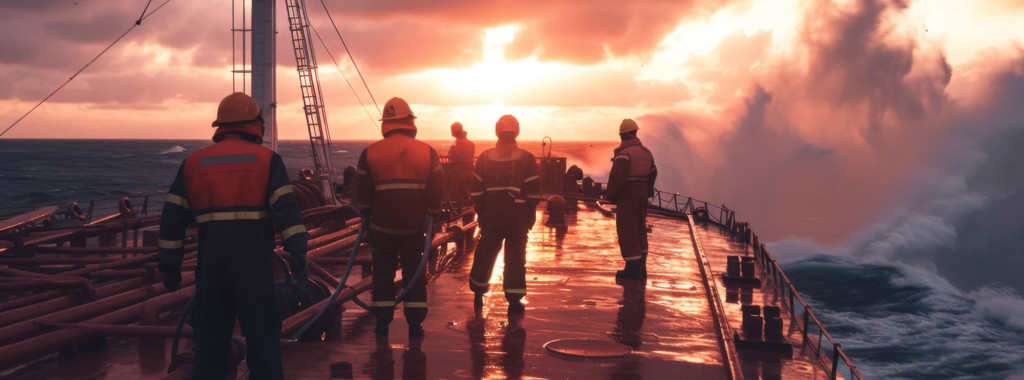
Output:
[648, 188, 864, 380]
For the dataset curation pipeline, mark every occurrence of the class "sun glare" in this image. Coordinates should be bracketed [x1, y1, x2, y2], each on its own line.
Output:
[642, 0, 800, 83]
[418, 24, 566, 101]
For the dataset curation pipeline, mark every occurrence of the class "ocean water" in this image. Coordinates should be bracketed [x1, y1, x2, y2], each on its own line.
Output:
[1, 138, 1023, 379]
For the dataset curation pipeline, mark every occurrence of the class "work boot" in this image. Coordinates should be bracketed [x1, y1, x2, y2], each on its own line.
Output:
[615, 261, 646, 281]
[508, 301, 525, 315]
[506, 293, 525, 315]
[375, 319, 390, 336]
[408, 324, 425, 339]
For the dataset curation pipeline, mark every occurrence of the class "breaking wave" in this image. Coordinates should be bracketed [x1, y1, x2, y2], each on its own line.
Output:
[780, 255, 1024, 379]
[157, 145, 187, 154]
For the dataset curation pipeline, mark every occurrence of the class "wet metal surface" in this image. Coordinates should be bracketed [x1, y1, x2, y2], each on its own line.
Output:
[694, 222, 837, 380]
[5, 206, 840, 379]
[281, 207, 726, 379]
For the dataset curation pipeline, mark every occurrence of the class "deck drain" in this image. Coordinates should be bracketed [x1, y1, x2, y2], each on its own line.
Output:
[543, 338, 632, 359]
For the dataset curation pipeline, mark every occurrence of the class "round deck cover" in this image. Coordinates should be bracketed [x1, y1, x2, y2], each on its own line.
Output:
[543, 338, 632, 359]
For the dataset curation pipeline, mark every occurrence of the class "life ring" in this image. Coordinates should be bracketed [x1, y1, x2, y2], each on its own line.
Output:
[66, 201, 86, 220]
[118, 196, 134, 215]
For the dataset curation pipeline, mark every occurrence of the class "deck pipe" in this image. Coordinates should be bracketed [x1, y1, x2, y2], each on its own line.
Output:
[0, 284, 195, 369]
[0, 277, 148, 326]
[0, 272, 196, 345]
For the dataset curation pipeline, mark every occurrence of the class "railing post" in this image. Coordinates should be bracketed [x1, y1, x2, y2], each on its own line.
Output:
[831, 344, 841, 380]
[86, 200, 96, 223]
[802, 309, 810, 341]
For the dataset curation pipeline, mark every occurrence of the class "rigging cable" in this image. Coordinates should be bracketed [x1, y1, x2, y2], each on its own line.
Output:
[135, 0, 154, 25]
[310, 25, 380, 132]
[317, 0, 381, 117]
[1, 0, 175, 138]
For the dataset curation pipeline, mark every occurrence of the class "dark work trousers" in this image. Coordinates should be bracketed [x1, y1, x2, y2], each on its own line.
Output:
[614, 184, 649, 264]
[449, 171, 473, 206]
[369, 230, 428, 326]
[469, 224, 528, 302]
[193, 247, 283, 380]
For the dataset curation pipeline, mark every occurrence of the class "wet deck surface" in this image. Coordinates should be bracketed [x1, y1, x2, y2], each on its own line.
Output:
[281, 206, 726, 379]
[6, 205, 838, 379]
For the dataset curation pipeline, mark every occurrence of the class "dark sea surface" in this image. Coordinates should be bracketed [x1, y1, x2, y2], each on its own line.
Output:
[1, 139, 1022, 379]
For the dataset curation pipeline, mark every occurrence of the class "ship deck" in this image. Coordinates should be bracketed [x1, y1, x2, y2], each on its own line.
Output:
[5, 203, 838, 379]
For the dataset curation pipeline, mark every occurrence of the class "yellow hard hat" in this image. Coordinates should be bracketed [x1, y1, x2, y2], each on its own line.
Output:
[380, 97, 415, 121]
[619, 118, 639, 134]
[380, 97, 417, 136]
[451, 122, 464, 134]
[212, 92, 261, 127]
[495, 114, 519, 138]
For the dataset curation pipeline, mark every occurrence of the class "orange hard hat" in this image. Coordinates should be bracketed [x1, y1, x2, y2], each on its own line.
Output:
[619, 118, 639, 134]
[495, 114, 519, 138]
[212, 92, 261, 127]
[380, 97, 417, 136]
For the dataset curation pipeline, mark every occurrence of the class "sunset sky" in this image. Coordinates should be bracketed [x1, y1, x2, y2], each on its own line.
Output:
[2, 0, 1024, 245]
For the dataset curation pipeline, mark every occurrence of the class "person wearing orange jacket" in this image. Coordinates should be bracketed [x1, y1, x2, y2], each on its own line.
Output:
[354, 97, 445, 338]
[468, 114, 541, 315]
[158, 92, 309, 380]
[606, 119, 657, 281]
[447, 122, 476, 206]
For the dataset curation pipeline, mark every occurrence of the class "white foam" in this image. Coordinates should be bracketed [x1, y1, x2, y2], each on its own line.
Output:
[157, 146, 187, 154]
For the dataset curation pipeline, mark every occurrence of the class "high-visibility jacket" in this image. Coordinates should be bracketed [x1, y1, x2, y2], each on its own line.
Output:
[471, 140, 541, 228]
[157, 134, 308, 274]
[157, 133, 306, 379]
[447, 136, 476, 176]
[354, 133, 445, 235]
[606, 137, 657, 202]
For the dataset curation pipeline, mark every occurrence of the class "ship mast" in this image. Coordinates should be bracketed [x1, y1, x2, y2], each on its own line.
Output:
[232, 0, 277, 151]
[236, 0, 337, 204]
[251, 0, 277, 151]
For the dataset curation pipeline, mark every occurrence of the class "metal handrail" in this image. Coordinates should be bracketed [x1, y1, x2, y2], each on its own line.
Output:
[649, 188, 863, 380]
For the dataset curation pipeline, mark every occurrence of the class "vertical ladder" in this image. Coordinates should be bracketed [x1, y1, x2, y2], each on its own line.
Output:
[285, 0, 337, 204]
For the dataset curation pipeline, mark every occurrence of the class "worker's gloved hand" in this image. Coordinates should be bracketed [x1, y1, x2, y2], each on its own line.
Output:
[284, 235, 309, 285]
[289, 254, 308, 285]
[162, 271, 182, 292]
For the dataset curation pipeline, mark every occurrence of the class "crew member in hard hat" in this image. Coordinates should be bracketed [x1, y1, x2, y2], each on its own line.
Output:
[605, 118, 657, 281]
[468, 114, 541, 315]
[158, 92, 309, 379]
[354, 97, 444, 338]
[447, 122, 476, 206]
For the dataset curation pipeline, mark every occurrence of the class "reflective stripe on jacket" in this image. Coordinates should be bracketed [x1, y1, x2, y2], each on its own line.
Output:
[157, 135, 308, 274]
[354, 133, 444, 235]
[471, 140, 541, 228]
[606, 137, 657, 202]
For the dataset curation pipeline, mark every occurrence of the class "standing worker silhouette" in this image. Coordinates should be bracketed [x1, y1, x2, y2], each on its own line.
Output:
[468, 114, 541, 315]
[447, 122, 476, 207]
[606, 118, 657, 281]
[354, 97, 445, 338]
[157, 92, 309, 379]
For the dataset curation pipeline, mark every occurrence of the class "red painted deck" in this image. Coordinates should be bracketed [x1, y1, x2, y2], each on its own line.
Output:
[4, 203, 839, 379]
